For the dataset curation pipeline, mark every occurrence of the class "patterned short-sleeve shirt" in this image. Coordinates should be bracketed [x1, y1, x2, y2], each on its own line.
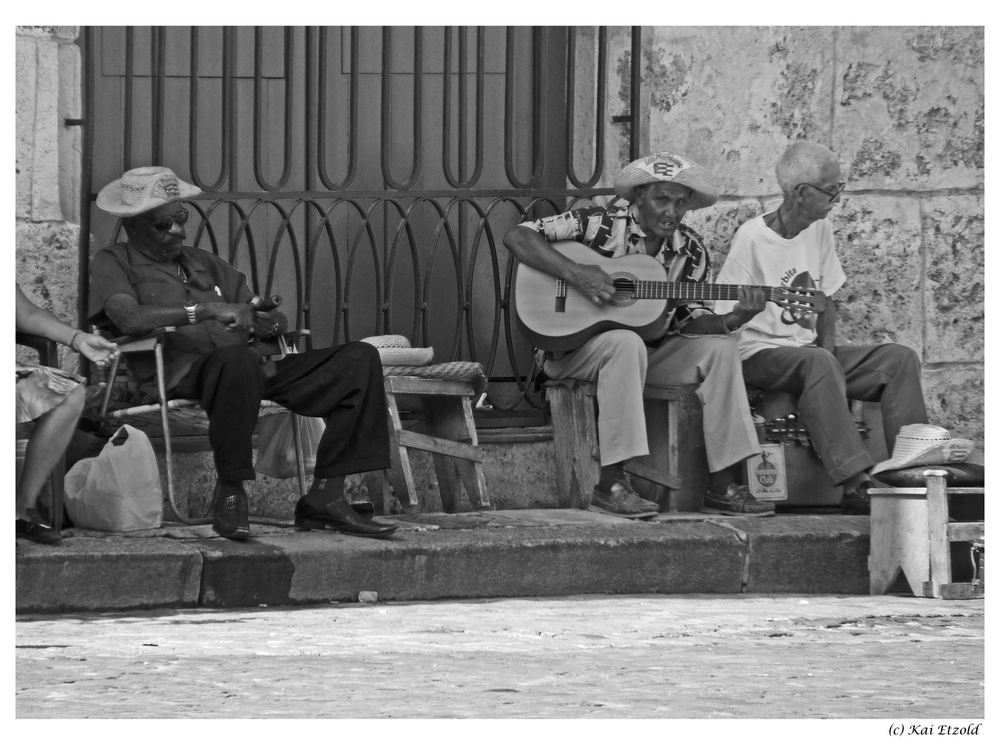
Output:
[518, 202, 714, 333]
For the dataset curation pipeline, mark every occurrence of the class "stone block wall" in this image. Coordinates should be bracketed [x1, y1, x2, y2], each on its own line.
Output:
[16, 25, 985, 452]
[602, 26, 984, 445]
[15, 26, 84, 371]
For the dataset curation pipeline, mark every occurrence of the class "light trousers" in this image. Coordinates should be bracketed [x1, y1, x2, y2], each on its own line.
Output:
[542, 330, 761, 472]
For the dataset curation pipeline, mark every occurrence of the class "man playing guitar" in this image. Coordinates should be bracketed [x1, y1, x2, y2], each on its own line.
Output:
[505, 152, 774, 518]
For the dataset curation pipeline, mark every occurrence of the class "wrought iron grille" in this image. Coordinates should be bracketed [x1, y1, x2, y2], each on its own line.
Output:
[79, 26, 638, 415]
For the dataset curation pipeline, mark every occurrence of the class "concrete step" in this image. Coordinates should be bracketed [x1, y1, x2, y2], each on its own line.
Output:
[16, 510, 872, 614]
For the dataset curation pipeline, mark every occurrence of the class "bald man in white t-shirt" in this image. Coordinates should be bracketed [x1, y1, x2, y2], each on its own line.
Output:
[715, 142, 928, 515]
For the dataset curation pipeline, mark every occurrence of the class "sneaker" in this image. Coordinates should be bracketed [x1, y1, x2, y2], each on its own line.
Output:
[212, 489, 250, 541]
[700, 484, 775, 517]
[590, 480, 660, 519]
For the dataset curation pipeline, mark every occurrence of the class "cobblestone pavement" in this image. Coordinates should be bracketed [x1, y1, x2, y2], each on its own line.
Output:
[16, 594, 985, 725]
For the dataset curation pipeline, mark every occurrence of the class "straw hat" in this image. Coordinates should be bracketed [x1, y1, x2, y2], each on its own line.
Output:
[361, 335, 434, 367]
[613, 152, 718, 209]
[96, 166, 202, 217]
[872, 424, 982, 476]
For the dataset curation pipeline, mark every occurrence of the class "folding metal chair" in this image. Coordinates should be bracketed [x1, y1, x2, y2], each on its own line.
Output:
[94, 327, 311, 525]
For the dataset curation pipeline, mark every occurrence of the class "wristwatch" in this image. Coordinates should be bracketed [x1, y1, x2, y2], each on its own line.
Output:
[184, 301, 198, 325]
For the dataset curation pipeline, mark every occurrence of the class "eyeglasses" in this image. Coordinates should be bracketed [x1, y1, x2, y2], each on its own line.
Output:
[137, 208, 189, 232]
[797, 181, 846, 201]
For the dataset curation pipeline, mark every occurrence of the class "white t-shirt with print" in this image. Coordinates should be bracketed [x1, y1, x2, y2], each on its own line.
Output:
[715, 215, 846, 360]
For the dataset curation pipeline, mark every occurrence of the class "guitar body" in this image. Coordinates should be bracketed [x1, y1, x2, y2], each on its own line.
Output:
[514, 242, 671, 351]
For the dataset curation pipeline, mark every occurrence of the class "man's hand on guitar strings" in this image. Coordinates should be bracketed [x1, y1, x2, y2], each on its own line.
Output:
[568, 263, 616, 305]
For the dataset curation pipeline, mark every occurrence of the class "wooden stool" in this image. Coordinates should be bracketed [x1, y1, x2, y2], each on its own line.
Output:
[545, 379, 704, 511]
[869, 466, 985, 599]
[369, 363, 490, 514]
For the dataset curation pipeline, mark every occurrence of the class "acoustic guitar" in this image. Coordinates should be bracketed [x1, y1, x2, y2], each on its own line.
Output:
[513, 241, 827, 351]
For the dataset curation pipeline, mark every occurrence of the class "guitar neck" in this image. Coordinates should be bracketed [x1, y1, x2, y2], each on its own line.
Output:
[632, 281, 779, 302]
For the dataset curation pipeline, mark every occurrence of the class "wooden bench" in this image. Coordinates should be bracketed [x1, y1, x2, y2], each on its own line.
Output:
[545, 379, 707, 512]
[367, 362, 491, 514]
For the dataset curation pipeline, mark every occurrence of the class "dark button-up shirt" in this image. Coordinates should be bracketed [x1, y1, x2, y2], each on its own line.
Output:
[89, 241, 256, 398]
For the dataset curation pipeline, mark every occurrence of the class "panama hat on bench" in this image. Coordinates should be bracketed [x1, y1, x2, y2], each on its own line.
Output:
[872, 424, 982, 476]
[97, 166, 201, 217]
[361, 335, 434, 367]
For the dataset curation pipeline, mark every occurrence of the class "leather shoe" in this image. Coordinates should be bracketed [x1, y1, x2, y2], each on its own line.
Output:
[212, 489, 250, 541]
[295, 496, 397, 538]
[841, 482, 872, 516]
[15, 508, 61, 545]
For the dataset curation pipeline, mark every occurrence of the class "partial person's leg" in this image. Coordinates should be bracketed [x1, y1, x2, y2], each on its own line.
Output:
[542, 331, 658, 518]
[176, 346, 264, 483]
[541, 329, 649, 466]
[265, 341, 390, 478]
[265, 341, 396, 537]
[834, 343, 928, 454]
[646, 334, 760, 473]
[742, 346, 872, 486]
[646, 335, 773, 516]
[175, 346, 264, 540]
[17, 384, 85, 520]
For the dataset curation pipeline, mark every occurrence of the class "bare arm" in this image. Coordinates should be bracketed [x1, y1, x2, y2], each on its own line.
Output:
[103, 293, 257, 337]
[504, 225, 616, 305]
[16, 286, 118, 364]
[815, 299, 837, 352]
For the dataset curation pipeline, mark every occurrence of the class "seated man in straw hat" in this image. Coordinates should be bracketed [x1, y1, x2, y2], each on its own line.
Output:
[505, 152, 774, 518]
[715, 141, 929, 514]
[88, 166, 397, 541]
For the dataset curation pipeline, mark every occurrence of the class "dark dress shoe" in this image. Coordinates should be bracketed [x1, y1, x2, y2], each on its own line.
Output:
[16, 508, 61, 545]
[295, 496, 397, 538]
[841, 482, 872, 516]
[213, 490, 250, 541]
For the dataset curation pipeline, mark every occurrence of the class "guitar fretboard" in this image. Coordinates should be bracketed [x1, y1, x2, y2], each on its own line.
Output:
[555, 279, 782, 302]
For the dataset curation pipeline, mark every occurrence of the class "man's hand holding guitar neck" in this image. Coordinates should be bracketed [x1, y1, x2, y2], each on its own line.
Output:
[507, 226, 616, 305]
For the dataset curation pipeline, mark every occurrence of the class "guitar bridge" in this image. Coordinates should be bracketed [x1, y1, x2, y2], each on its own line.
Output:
[555, 279, 567, 312]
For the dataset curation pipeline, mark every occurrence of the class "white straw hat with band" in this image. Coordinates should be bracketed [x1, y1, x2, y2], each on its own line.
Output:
[96, 166, 202, 217]
[361, 335, 434, 367]
[872, 424, 983, 475]
[613, 152, 718, 210]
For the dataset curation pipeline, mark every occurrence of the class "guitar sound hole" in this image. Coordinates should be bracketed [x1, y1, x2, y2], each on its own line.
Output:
[610, 275, 637, 307]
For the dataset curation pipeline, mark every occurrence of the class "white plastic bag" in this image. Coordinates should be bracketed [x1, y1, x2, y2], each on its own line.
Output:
[255, 412, 324, 479]
[64, 425, 164, 531]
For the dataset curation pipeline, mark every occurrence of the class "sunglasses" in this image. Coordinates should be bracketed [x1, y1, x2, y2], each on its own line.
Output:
[797, 181, 846, 201]
[137, 208, 189, 232]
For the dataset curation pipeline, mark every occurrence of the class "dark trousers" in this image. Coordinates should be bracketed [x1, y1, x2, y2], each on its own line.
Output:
[741, 343, 928, 485]
[175, 342, 390, 483]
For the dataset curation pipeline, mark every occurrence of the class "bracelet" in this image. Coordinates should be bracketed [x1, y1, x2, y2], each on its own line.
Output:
[67, 330, 82, 351]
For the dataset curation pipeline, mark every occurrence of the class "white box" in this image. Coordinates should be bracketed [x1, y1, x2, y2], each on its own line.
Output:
[746, 443, 788, 501]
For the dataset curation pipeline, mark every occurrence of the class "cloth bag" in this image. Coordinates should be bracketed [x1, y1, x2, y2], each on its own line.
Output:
[64, 425, 164, 531]
[255, 412, 324, 479]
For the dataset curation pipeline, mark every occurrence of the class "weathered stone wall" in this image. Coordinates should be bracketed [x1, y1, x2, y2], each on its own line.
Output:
[16, 26, 84, 371]
[16, 25, 984, 451]
[604, 26, 984, 444]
